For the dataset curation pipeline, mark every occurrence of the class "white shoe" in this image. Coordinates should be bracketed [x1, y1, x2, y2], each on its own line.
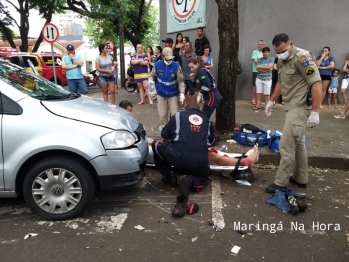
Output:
[334, 114, 345, 119]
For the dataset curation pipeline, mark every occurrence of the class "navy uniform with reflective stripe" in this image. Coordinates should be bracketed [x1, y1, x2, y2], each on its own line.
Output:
[197, 68, 223, 118]
[152, 108, 215, 179]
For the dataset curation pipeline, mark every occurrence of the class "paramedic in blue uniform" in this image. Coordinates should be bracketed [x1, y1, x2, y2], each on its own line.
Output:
[152, 103, 216, 217]
[188, 56, 223, 119]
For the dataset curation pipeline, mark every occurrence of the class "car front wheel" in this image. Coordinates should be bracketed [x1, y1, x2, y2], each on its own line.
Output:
[23, 156, 95, 221]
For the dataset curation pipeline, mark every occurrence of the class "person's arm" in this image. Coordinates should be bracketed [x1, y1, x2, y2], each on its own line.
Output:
[273, 63, 278, 70]
[161, 114, 176, 141]
[139, 56, 149, 66]
[176, 66, 185, 94]
[298, 53, 322, 112]
[73, 55, 84, 67]
[148, 64, 157, 82]
[257, 63, 274, 72]
[197, 70, 211, 94]
[270, 81, 282, 101]
[343, 60, 349, 72]
[315, 54, 325, 67]
[62, 56, 78, 70]
[95, 59, 113, 74]
[131, 56, 140, 65]
[251, 50, 258, 64]
[319, 60, 335, 70]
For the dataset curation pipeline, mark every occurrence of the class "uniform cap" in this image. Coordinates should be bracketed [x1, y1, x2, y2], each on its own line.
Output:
[162, 47, 174, 60]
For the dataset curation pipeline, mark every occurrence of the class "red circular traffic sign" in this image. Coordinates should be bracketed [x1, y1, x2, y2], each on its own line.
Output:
[42, 23, 59, 43]
[104, 40, 114, 52]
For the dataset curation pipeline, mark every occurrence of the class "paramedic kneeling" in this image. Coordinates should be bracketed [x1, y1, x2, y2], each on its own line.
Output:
[152, 103, 216, 217]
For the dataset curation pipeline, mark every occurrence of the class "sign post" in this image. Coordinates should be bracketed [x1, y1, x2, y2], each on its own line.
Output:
[42, 23, 59, 84]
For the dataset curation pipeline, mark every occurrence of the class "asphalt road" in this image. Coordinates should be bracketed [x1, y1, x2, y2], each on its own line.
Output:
[1, 168, 348, 262]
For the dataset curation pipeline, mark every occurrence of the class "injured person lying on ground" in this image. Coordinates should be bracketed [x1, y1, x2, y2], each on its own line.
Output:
[150, 102, 260, 218]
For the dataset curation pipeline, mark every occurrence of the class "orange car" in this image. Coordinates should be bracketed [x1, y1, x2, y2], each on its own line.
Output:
[2, 53, 43, 76]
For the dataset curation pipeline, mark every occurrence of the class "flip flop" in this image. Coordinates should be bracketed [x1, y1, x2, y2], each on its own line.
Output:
[253, 106, 260, 110]
[138, 102, 145, 105]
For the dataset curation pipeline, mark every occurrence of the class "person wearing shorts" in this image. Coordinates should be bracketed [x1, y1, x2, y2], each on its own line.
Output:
[96, 43, 116, 104]
[254, 47, 274, 110]
[62, 44, 88, 95]
[181, 42, 197, 109]
[340, 59, 349, 105]
[251, 40, 264, 105]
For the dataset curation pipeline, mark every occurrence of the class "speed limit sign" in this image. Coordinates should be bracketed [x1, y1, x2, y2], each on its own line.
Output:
[104, 40, 114, 52]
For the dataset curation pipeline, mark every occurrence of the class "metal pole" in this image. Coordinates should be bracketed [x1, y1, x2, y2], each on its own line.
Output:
[51, 43, 57, 85]
[119, 24, 125, 84]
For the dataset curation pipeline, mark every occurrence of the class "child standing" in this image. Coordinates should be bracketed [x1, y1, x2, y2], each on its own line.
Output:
[328, 68, 340, 109]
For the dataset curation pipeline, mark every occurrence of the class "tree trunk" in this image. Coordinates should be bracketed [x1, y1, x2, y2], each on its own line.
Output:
[215, 0, 239, 132]
[18, 0, 29, 52]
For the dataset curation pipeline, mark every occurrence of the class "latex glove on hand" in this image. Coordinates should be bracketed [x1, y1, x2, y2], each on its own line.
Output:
[265, 101, 275, 116]
[179, 93, 185, 104]
[307, 111, 319, 128]
[196, 93, 203, 104]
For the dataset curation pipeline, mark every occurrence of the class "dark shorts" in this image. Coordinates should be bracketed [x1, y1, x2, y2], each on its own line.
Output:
[252, 72, 258, 86]
[67, 78, 88, 94]
[321, 75, 331, 81]
[99, 74, 116, 84]
[185, 80, 195, 95]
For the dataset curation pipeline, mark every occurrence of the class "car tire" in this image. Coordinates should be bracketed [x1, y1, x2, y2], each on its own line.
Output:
[22, 155, 95, 221]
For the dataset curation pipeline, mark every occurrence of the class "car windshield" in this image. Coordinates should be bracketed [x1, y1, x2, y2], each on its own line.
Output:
[0, 60, 70, 100]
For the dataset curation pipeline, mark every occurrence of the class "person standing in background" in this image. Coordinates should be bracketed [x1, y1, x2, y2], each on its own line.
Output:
[201, 45, 213, 71]
[173, 33, 184, 55]
[251, 40, 265, 105]
[316, 47, 335, 109]
[194, 27, 210, 56]
[62, 44, 88, 95]
[131, 44, 153, 105]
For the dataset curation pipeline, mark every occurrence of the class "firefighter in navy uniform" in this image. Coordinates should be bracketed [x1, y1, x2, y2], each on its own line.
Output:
[188, 57, 223, 119]
[152, 103, 216, 217]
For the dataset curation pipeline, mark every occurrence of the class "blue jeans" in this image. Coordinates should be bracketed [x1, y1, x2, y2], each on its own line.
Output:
[99, 75, 116, 84]
[67, 78, 88, 94]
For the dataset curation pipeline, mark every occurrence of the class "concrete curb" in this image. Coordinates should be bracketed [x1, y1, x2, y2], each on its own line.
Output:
[258, 154, 349, 170]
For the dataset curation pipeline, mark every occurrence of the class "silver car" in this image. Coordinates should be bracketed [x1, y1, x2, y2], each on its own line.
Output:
[0, 61, 148, 220]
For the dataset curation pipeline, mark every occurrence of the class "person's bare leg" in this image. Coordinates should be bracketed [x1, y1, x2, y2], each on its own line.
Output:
[320, 80, 330, 109]
[143, 80, 153, 105]
[109, 82, 116, 105]
[209, 146, 259, 167]
[137, 82, 145, 104]
[101, 83, 108, 102]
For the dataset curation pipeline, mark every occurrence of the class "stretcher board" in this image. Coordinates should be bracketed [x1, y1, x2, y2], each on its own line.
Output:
[146, 162, 248, 171]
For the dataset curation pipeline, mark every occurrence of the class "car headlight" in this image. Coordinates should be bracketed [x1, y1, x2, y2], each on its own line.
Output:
[101, 130, 137, 149]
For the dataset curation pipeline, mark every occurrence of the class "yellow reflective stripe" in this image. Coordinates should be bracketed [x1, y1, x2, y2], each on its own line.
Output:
[134, 73, 149, 79]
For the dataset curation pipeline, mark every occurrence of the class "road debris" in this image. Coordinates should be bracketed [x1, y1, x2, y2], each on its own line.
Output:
[24, 233, 38, 240]
[134, 225, 145, 230]
[191, 236, 198, 243]
[231, 245, 241, 254]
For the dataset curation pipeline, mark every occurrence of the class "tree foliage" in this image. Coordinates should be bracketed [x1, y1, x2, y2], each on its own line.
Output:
[65, 0, 156, 48]
[0, 0, 66, 52]
[215, 0, 239, 131]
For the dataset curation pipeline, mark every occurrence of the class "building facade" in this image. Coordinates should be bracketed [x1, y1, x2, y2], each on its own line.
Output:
[160, 0, 349, 101]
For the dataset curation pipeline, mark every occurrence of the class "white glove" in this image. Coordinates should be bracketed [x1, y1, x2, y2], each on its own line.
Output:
[196, 93, 203, 104]
[265, 101, 274, 116]
[307, 111, 319, 128]
[179, 93, 185, 104]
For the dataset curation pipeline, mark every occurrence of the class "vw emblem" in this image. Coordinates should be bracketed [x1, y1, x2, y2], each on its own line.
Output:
[51, 185, 64, 196]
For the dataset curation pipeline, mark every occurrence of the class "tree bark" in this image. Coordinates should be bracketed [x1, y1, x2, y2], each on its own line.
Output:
[18, 0, 30, 52]
[215, 0, 239, 132]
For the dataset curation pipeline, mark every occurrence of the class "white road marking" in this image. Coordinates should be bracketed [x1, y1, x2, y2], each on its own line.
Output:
[211, 179, 225, 229]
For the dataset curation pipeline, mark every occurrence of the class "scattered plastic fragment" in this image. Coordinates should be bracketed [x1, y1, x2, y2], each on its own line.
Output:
[113, 207, 130, 213]
[226, 139, 237, 144]
[215, 226, 222, 232]
[236, 230, 246, 235]
[236, 180, 251, 186]
[134, 225, 145, 230]
[191, 236, 198, 242]
[231, 245, 241, 254]
[24, 233, 38, 240]
[208, 220, 214, 226]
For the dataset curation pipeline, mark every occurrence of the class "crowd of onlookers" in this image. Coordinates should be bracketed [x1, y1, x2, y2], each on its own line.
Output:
[250, 40, 349, 118]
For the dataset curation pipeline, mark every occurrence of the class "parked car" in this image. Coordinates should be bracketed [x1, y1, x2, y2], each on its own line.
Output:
[33, 52, 68, 86]
[0, 60, 148, 220]
[1, 53, 43, 76]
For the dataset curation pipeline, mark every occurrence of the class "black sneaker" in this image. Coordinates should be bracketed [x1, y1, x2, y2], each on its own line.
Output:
[161, 171, 178, 187]
[289, 176, 307, 188]
[172, 195, 188, 217]
[266, 183, 285, 194]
